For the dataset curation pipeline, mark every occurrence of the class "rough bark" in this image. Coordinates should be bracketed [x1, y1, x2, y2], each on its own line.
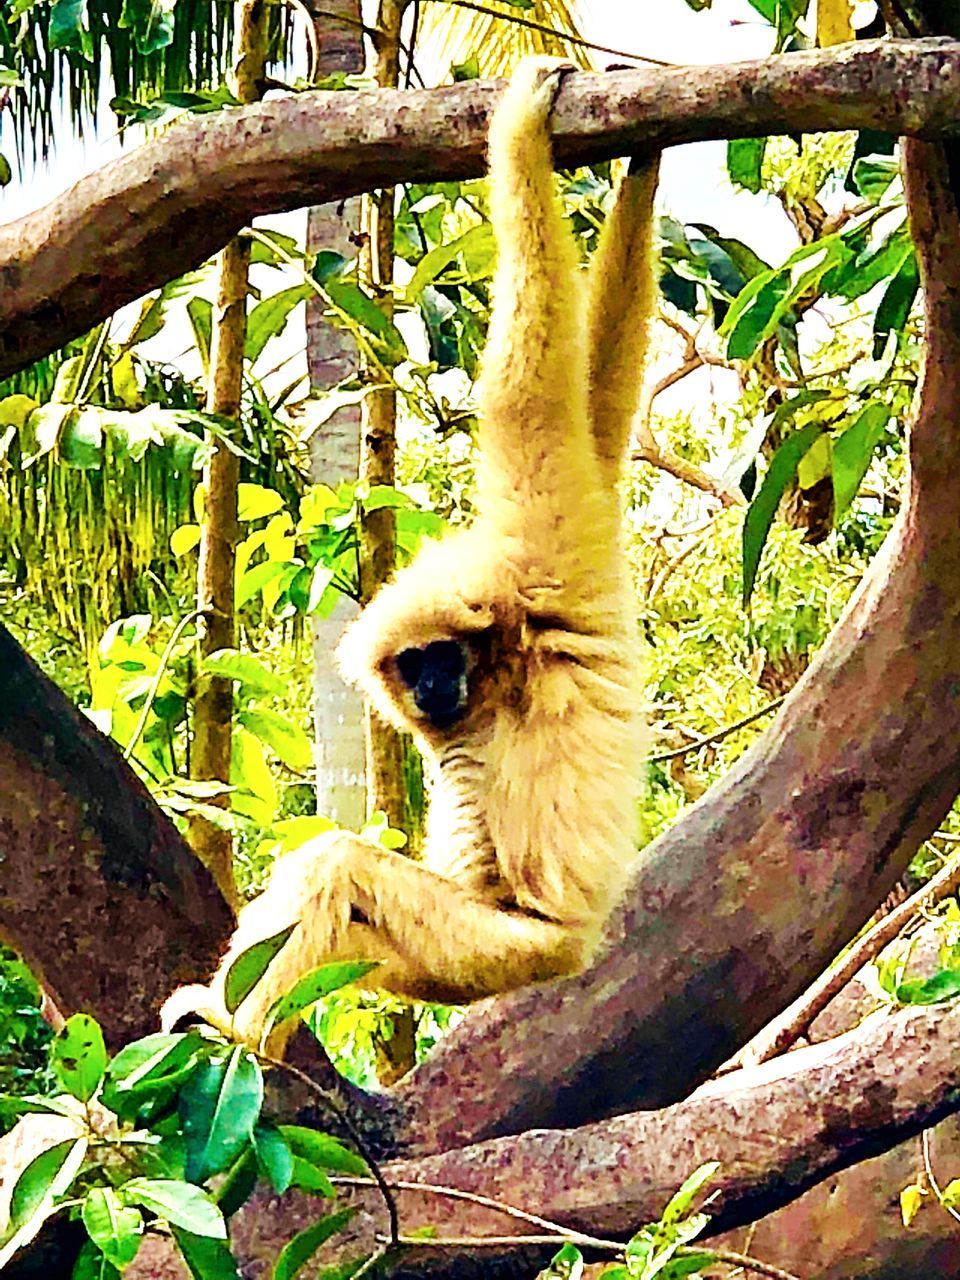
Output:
[305, 0, 367, 831]
[4, 38, 960, 379]
[189, 0, 269, 900]
[0, 622, 233, 1046]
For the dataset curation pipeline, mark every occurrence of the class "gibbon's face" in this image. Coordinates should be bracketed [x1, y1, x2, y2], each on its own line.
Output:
[395, 638, 471, 730]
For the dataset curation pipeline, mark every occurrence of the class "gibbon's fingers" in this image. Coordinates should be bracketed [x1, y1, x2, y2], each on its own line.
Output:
[584, 153, 661, 485]
[474, 59, 598, 530]
[167, 831, 591, 1054]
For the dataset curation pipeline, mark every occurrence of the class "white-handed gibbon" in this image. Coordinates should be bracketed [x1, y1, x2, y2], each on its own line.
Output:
[163, 59, 660, 1055]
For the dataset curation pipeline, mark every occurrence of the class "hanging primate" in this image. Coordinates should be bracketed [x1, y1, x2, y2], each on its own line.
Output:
[163, 59, 660, 1054]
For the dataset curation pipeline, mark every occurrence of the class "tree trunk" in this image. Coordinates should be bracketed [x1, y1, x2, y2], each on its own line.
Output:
[358, 0, 407, 831]
[188, 0, 269, 902]
[304, 0, 367, 832]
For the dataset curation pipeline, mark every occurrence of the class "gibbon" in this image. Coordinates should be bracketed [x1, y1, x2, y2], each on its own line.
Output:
[163, 59, 660, 1055]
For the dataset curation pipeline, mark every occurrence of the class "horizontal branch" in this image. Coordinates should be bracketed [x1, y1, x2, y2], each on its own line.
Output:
[3, 37, 960, 377]
[211, 1000, 960, 1279]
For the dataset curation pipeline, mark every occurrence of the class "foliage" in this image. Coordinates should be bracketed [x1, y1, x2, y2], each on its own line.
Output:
[0, 970, 370, 1278]
[0, 951, 54, 1117]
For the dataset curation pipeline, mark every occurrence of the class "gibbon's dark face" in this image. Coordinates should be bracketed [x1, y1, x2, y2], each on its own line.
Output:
[396, 639, 469, 730]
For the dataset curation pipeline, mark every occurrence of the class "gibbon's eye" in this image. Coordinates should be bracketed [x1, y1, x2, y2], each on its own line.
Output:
[395, 639, 469, 729]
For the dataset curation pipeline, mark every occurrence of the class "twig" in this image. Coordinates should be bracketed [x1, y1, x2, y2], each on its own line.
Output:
[420, 0, 673, 66]
[646, 696, 787, 765]
[123, 609, 204, 760]
[706, 1249, 803, 1280]
[262, 1057, 400, 1247]
[739, 850, 960, 1067]
[351, 1244, 390, 1277]
[922, 1128, 960, 1224]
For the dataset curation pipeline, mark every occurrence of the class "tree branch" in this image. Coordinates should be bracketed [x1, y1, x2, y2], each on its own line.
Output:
[3, 37, 960, 377]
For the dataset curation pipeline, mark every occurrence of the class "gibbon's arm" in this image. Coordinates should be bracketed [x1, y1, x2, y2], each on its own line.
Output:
[473, 60, 598, 528]
[584, 155, 661, 485]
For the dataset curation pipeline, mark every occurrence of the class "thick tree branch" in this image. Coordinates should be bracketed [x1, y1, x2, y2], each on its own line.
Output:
[172, 999, 960, 1279]
[3, 37, 960, 378]
[0, 622, 234, 1046]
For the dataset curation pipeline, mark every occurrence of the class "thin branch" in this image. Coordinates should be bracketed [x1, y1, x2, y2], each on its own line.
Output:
[123, 609, 204, 761]
[739, 849, 960, 1067]
[419, 0, 673, 65]
[706, 1249, 803, 1280]
[922, 1127, 960, 1224]
[647, 696, 787, 764]
[262, 1057, 400, 1247]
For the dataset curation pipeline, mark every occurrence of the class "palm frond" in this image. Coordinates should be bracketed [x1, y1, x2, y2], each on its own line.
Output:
[418, 0, 592, 79]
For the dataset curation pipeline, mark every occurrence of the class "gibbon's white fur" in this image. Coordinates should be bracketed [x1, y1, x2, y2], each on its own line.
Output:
[163, 59, 660, 1055]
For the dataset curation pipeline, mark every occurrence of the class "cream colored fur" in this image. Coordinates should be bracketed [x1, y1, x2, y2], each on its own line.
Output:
[162, 60, 660, 1055]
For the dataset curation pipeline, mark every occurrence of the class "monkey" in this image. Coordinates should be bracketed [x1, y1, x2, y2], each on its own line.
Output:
[162, 58, 661, 1056]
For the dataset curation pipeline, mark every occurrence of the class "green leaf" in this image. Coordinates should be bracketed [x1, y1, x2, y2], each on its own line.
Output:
[121, 1179, 227, 1239]
[101, 1033, 206, 1121]
[52, 1013, 107, 1102]
[60, 411, 104, 469]
[661, 1253, 717, 1278]
[81, 1187, 144, 1270]
[853, 155, 900, 201]
[119, 0, 175, 53]
[874, 253, 920, 357]
[187, 298, 213, 374]
[536, 1241, 582, 1279]
[171, 524, 202, 558]
[203, 649, 285, 696]
[288, 1157, 334, 1196]
[238, 709, 313, 772]
[742, 423, 824, 606]
[662, 1161, 720, 1224]
[832, 403, 889, 519]
[223, 925, 297, 1015]
[726, 138, 766, 193]
[272, 1208, 356, 1280]
[252, 1126, 294, 1195]
[179, 1049, 264, 1184]
[71, 1240, 122, 1280]
[261, 961, 379, 1048]
[321, 278, 408, 367]
[277, 1126, 367, 1176]
[172, 1227, 241, 1280]
[231, 728, 278, 822]
[246, 286, 313, 366]
[237, 560, 291, 609]
[0, 153, 11, 187]
[404, 224, 494, 302]
[48, 0, 92, 56]
[0, 1137, 88, 1269]
[896, 968, 960, 1005]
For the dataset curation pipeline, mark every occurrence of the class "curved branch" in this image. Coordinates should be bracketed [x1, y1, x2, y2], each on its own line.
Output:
[2, 37, 960, 377]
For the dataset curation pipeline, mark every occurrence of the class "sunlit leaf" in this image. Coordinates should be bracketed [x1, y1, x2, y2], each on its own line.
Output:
[52, 1014, 107, 1102]
[179, 1048, 263, 1183]
[81, 1187, 144, 1270]
[224, 925, 296, 1014]
[742, 423, 824, 605]
[272, 1208, 356, 1280]
[122, 1179, 227, 1239]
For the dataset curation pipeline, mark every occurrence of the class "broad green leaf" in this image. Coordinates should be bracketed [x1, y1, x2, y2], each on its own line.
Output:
[187, 298, 213, 374]
[48, 0, 92, 57]
[896, 968, 960, 1005]
[172, 1227, 241, 1280]
[660, 1254, 717, 1278]
[272, 1208, 356, 1280]
[854, 156, 900, 202]
[213, 1150, 257, 1220]
[52, 1013, 107, 1101]
[0, 153, 10, 186]
[58, 411, 103, 468]
[203, 650, 285, 696]
[231, 728, 278, 823]
[277, 1126, 367, 1176]
[322, 278, 407, 367]
[726, 138, 765, 193]
[832, 403, 889, 519]
[179, 1049, 264, 1183]
[0, 1137, 88, 1269]
[827, 224, 911, 301]
[0, 393, 38, 428]
[817, 0, 853, 45]
[122, 1179, 227, 1239]
[81, 1187, 144, 1270]
[238, 484, 285, 522]
[71, 1240, 122, 1280]
[942, 1178, 960, 1208]
[119, 0, 175, 53]
[238, 709, 313, 771]
[742, 423, 824, 605]
[404, 224, 494, 302]
[101, 1033, 206, 1121]
[288, 1156, 334, 1196]
[224, 925, 297, 1014]
[252, 1126, 294, 1195]
[245, 286, 312, 366]
[25, 402, 74, 462]
[236, 560, 290, 609]
[261, 961, 379, 1047]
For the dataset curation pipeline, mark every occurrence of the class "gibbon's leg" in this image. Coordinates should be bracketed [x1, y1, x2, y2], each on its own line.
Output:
[583, 155, 661, 485]
[164, 832, 586, 1054]
[473, 59, 601, 538]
